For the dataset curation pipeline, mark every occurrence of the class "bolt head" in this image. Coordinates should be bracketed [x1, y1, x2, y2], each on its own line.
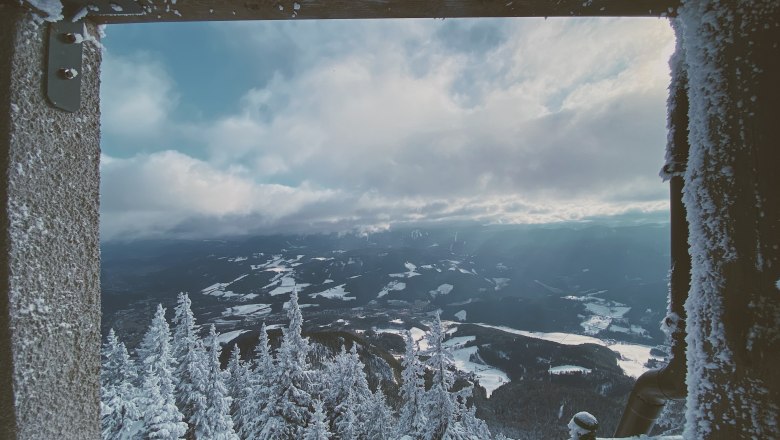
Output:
[62, 33, 79, 44]
[59, 68, 79, 80]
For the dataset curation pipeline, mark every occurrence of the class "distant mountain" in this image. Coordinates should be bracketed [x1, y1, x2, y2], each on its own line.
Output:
[102, 223, 670, 345]
[101, 223, 673, 436]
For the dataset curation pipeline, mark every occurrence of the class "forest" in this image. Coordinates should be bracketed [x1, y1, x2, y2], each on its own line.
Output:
[101, 291, 511, 440]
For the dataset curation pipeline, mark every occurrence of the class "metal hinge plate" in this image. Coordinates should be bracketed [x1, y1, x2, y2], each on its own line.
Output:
[43, 0, 143, 112]
[46, 21, 84, 113]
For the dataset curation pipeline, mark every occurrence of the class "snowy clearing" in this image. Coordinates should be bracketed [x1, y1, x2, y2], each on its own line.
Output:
[472, 323, 661, 378]
[309, 284, 355, 301]
[216, 330, 249, 346]
[451, 345, 509, 398]
[222, 304, 271, 317]
[389, 262, 421, 278]
[429, 284, 454, 297]
[492, 278, 510, 291]
[549, 365, 592, 375]
[378, 281, 406, 298]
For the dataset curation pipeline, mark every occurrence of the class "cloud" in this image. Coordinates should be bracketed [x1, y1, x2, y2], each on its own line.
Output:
[100, 151, 666, 240]
[99, 18, 676, 239]
[100, 51, 179, 150]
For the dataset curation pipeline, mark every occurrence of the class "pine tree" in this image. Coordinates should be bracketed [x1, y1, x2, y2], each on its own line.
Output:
[363, 387, 397, 440]
[191, 325, 239, 440]
[101, 329, 140, 439]
[226, 344, 250, 435]
[326, 344, 371, 434]
[334, 391, 360, 440]
[445, 387, 491, 440]
[424, 312, 456, 440]
[258, 290, 313, 438]
[140, 371, 188, 440]
[304, 400, 332, 440]
[171, 292, 201, 420]
[239, 322, 276, 439]
[137, 305, 186, 439]
[398, 330, 428, 438]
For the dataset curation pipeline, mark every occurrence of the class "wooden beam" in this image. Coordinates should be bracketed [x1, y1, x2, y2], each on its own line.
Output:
[80, 0, 679, 25]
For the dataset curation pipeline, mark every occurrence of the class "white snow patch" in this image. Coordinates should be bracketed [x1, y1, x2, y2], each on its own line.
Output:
[28, 0, 64, 21]
[222, 304, 271, 317]
[472, 323, 660, 378]
[451, 345, 509, 397]
[378, 281, 406, 298]
[549, 365, 592, 375]
[389, 262, 421, 278]
[309, 284, 355, 301]
[216, 330, 249, 346]
[389, 319, 404, 324]
[454, 310, 467, 321]
[429, 284, 454, 297]
[581, 315, 612, 334]
[492, 278, 510, 291]
[443, 335, 475, 349]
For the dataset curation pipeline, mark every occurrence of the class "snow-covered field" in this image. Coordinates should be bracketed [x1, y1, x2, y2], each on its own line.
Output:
[222, 304, 271, 317]
[378, 281, 406, 298]
[549, 365, 592, 375]
[472, 323, 662, 378]
[216, 330, 249, 346]
[309, 284, 355, 301]
[429, 284, 453, 297]
[389, 262, 421, 278]
[450, 345, 508, 398]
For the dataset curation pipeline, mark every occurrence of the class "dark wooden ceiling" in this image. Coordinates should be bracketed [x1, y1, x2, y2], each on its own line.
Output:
[52, 0, 680, 24]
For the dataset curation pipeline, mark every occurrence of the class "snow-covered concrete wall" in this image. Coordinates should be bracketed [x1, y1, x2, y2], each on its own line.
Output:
[676, 0, 780, 438]
[0, 5, 102, 439]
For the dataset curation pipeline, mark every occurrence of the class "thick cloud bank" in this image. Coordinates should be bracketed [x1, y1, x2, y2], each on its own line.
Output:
[100, 18, 674, 240]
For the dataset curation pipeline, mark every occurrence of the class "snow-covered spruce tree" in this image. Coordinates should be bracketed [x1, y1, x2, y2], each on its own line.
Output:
[257, 290, 313, 438]
[191, 325, 239, 440]
[140, 371, 188, 440]
[325, 344, 371, 435]
[397, 330, 428, 438]
[362, 386, 397, 440]
[226, 343, 251, 435]
[445, 387, 491, 440]
[137, 304, 187, 439]
[304, 400, 332, 440]
[101, 328, 140, 439]
[239, 322, 277, 439]
[423, 312, 456, 440]
[334, 391, 360, 440]
[171, 292, 202, 420]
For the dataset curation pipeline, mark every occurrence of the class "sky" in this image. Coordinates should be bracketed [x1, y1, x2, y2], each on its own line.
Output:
[99, 17, 676, 241]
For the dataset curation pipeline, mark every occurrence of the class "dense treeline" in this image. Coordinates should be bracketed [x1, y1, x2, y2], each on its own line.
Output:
[101, 292, 503, 439]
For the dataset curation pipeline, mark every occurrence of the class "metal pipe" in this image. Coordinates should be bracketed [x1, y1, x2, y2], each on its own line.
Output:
[613, 30, 690, 437]
[613, 173, 689, 437]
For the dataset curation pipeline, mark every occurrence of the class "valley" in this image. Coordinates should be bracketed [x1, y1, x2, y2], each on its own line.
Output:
[101, 223, 673, 437]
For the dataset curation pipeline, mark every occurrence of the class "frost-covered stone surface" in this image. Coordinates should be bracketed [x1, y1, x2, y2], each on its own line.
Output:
[1, 7, 102, 439]
[676, 0, 780, 438]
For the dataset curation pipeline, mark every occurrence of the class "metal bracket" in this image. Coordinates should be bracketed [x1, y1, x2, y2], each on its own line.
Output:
[47, 21, 85, 113]
[43, 0, 144, 112]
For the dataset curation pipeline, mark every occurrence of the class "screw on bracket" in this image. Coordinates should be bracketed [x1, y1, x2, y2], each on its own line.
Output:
[61, 32, 80, 44]
[58, 68, 79, 80]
